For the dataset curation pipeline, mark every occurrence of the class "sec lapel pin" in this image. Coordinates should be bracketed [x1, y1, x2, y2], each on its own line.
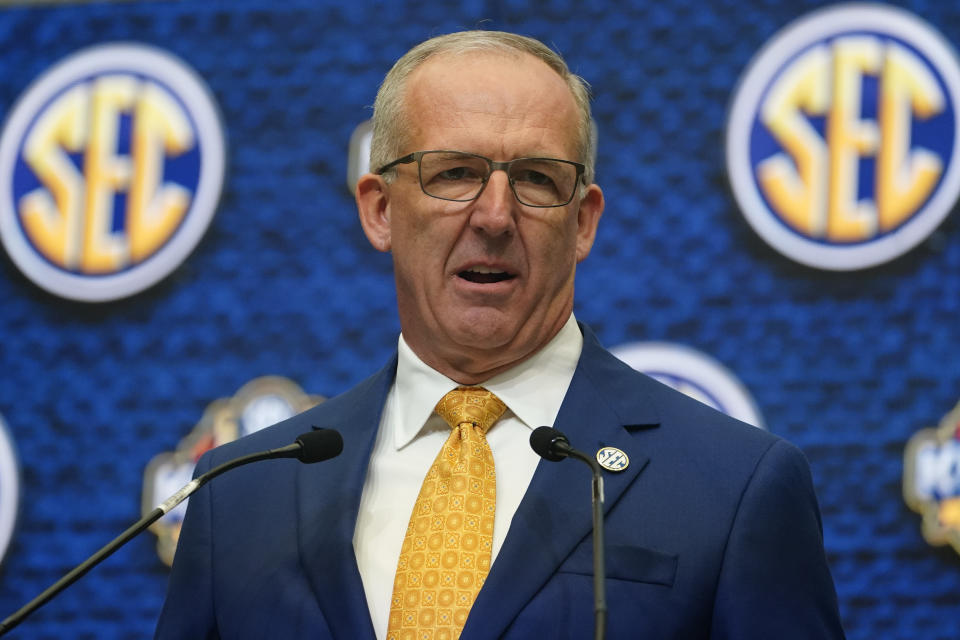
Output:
[596, 446, 629, 472]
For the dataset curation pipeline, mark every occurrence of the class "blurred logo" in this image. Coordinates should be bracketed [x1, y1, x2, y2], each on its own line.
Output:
[347, 119, 372, 193]
[0, 43, 225, 301]
[904, 402, 960, 555]
[142, 377, 323, 566]
[609, 341, 765, 429]
[727, 5, 960, 270]
[0, 413, 19, 564]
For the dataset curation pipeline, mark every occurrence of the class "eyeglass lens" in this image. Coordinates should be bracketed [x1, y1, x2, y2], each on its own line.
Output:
[418, 151, 577, 206]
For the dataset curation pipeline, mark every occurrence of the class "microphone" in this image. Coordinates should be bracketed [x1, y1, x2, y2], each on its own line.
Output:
[530, 426, 607, 640]
[529, 425, 574, 461]
[0, 428, 343, 637]
[295, 428, 344, 463]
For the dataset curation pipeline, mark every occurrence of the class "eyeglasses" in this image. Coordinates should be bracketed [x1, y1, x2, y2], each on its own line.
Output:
[375, 150, 585, 208]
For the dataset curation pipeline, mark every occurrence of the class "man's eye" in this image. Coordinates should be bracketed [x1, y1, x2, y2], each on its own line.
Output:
[514, 170, 555, 187]
[437, 166, 478, 181]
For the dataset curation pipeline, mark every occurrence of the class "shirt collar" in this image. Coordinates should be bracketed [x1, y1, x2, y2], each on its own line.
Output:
[393, 313, 583, 450]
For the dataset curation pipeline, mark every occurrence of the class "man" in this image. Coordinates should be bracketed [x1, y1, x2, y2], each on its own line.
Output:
[156, 31, 844, 639]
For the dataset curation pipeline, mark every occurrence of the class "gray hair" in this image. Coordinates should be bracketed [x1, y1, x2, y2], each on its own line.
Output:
[370, 30, 597, 186]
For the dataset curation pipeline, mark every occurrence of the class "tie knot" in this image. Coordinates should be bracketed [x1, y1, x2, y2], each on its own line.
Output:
[435, 386, 507, 435]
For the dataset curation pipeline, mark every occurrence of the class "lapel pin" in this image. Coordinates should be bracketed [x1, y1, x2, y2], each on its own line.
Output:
[596, 446, 629, 472]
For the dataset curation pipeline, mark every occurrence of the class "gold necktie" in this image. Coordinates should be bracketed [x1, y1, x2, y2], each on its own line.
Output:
[387, 386, 507, 640]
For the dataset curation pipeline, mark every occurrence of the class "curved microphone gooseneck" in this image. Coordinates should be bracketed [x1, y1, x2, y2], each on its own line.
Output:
[0, 428, 344, 637]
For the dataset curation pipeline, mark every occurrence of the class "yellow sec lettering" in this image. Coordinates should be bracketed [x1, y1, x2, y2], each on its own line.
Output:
[81, 74, 137, 274]
[877, 42, 944, 232]
[18, 84, 88, 269]
[758, 35, 948, 244]
[757, 45, 830, 237]
[826, 37, 881, 243]
[128, 82, 194, 263]
[16, 73, 197, 275]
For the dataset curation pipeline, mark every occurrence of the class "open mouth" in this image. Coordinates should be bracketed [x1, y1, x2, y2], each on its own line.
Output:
[458, 266, 516, 284]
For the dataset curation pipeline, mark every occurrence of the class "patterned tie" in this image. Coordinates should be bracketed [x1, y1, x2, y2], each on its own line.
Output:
[387, 386, 507, 640]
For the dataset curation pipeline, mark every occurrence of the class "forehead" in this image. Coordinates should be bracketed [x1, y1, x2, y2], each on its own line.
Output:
[402, 51, 580, 158]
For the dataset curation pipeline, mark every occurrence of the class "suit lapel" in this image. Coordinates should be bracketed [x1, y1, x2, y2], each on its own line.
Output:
[464, 326, 659, 639]
[296, 358, 397, 640]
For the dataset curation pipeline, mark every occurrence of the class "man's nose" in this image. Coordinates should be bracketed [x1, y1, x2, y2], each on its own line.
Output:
[469, 170, 516, 235]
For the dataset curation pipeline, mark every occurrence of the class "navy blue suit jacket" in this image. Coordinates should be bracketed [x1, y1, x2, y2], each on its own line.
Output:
[156, 326, 844, 638]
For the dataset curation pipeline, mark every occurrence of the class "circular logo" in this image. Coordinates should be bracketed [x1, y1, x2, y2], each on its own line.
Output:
[726, 4, 960, 270]
[596, 446, 629, 472]
[0, 43, 226, 301]
[0, 414, 20, 564]
[610, 341, 765, 429]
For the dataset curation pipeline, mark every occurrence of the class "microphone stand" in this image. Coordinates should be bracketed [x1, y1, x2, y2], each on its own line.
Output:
[529, 427, 607, 640]
[563, 448, 607, 640]
[0, 441, 306, 636]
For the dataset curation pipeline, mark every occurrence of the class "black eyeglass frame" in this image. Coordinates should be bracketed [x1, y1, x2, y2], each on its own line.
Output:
[375, 150, 587, 208]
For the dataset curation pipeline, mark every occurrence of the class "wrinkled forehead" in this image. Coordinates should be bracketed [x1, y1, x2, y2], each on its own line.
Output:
[402, 51, 581, 157]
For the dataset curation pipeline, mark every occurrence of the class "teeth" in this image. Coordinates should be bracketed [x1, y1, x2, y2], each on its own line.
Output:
[467, 266, 506, 274]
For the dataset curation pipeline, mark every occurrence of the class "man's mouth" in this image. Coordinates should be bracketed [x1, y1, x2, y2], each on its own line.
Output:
[458, 266, 516, 284]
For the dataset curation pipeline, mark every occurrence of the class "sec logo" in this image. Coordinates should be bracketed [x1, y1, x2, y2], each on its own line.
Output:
[0, 44, 225, 301]
[726, 5, 960, 270]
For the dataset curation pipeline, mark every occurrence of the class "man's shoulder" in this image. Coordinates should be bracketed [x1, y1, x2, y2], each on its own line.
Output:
[578, 328, 785, 459]
[580, 341, 812, 516]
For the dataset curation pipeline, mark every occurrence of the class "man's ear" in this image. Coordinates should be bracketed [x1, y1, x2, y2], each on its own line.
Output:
[575, 183, 604, 263]
[356, 173, 392, 252]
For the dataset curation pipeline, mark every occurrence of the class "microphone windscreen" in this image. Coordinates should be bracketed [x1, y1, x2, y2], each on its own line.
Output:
[296, 429, 344, 463]
[530, 426, 568, 462]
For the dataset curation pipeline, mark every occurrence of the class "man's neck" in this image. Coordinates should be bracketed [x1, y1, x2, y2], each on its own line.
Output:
[409, 335, 564, 385]
[402, 314, 577, 385]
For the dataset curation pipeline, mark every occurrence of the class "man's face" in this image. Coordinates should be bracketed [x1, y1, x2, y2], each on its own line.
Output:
[357, 51, 603, 382]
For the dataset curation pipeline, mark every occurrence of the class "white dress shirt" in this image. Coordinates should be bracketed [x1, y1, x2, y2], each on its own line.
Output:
[352, 314, 583, 639]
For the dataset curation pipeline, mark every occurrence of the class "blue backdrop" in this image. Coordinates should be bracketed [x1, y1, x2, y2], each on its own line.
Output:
[0, 1, 958, 638]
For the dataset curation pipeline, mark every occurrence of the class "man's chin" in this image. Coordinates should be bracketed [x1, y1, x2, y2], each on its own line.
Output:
[431, 309, 525, 353]
[446, 319, 517, 352]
